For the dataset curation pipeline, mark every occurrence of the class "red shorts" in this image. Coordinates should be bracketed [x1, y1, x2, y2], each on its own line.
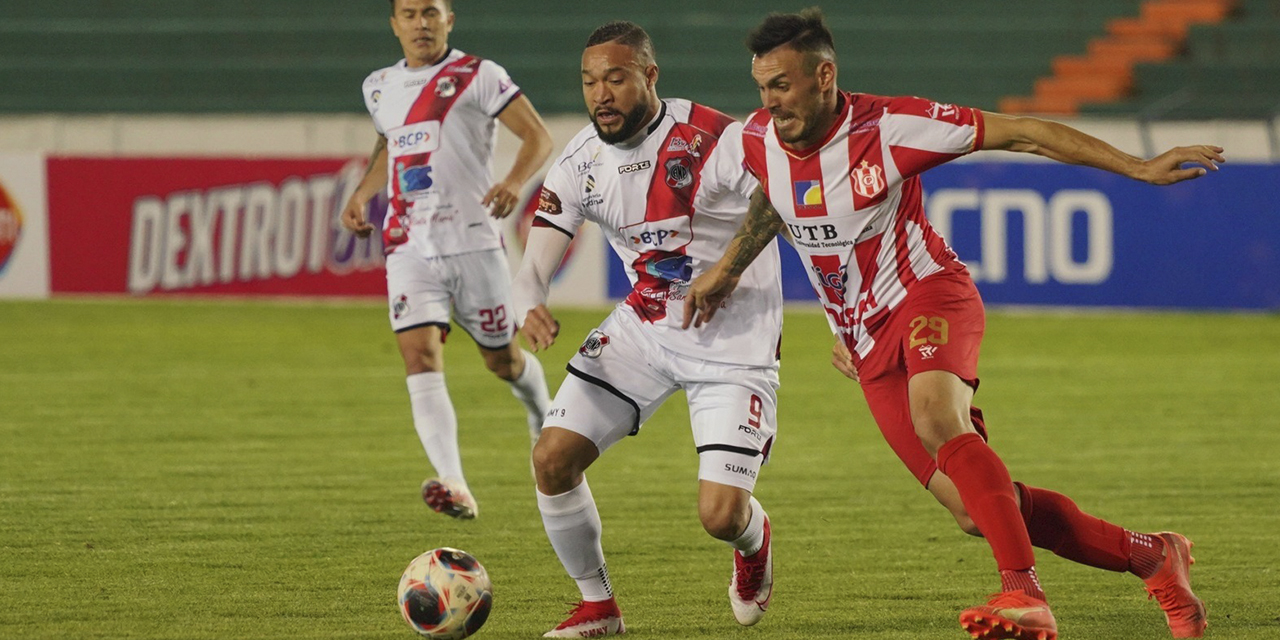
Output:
[856, 273, 988, 487]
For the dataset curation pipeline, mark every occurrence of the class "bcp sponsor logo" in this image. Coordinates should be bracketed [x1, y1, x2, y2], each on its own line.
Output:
[126, 160, 383, 294]
[388, 121, 441, 156]
[0, 179, 22, 273]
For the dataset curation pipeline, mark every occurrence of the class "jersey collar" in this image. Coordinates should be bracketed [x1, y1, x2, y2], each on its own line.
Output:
[402, 47, 457, 72]
[614, 100, 668, 150]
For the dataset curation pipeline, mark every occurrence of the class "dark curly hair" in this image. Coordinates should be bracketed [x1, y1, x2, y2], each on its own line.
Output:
[585, 21, 656, 67]
[746, 7, 836, 71]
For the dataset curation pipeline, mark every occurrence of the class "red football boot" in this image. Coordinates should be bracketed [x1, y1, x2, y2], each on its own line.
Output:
[543, 598, 625, 638]
[1144, 532, 1207, 638]
[728, 515, 773, 625]
[959, 591, 1057, 640]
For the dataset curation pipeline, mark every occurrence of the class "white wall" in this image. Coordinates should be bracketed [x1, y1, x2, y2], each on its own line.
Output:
[0, 114, 1276, 161]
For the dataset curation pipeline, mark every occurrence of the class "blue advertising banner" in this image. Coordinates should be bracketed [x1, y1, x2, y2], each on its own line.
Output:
[606, 162, 1279, 310]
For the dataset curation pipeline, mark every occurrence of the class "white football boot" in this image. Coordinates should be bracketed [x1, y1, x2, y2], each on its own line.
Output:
[421, 477, 477, 519]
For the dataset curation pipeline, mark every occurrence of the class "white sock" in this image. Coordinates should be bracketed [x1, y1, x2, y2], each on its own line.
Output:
[509, 350, 551, 437]
[728, 496, 766, 556]
[537, 479, 613, 602]
[406, 372, 465, 483]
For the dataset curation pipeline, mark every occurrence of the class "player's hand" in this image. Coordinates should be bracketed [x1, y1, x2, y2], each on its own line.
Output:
[682, 262, 740, 329]
[483, 180, 521, 219]
[832, 339, 859, 382]
[520, 304, 560, 352]
[1135, 145, 1225, 185]
[341, 195, 376, 238]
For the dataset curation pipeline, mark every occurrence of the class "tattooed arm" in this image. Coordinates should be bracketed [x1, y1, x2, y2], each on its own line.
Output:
[682, 186, 785, 329]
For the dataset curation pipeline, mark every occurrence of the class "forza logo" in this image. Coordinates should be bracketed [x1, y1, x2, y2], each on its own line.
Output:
[617, 160, 651, 174]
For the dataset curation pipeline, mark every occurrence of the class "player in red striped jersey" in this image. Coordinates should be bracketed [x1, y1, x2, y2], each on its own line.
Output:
[513, 21, 783, 638]
[339, 0, 554, 520]
[684, 9, 1221, 640]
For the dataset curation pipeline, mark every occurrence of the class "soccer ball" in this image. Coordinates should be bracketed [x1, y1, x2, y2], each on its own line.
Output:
[397, 548, 493, 639]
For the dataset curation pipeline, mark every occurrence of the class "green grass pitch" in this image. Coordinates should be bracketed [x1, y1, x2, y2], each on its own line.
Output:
[1, 299, 1277, 639]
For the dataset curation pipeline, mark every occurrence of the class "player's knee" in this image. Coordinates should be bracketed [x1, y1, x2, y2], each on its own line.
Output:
[481, 349, 518, 381]
[401, 349, 442, 375]
[912, 409, 966, 456]
[699, 499, 748, 541]
[531, 442, 579, 493]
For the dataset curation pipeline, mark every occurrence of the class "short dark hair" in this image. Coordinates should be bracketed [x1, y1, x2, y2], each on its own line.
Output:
[746, 7, 836, 67]
[585, 21, 656, 67]
[389, 0, 452, 15]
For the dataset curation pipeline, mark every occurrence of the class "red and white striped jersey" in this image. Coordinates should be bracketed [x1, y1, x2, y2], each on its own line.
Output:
[362, 49, 522, 258]
[535, 99, 783, 367]
[742, 91, 984, 359]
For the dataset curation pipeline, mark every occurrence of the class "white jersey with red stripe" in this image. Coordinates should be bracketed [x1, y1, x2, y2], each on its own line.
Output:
[742, 91, 984, 359]
[535, 99, 783, 367]
[362, 48, 522, 258]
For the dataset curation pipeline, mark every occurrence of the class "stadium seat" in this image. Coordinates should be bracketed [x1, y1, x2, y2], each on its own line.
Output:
[9, 0, 1258, 116]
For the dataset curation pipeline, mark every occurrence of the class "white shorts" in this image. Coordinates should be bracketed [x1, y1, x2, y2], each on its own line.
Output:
[547, 309, 780, 491]
[385, 248, 516, 349]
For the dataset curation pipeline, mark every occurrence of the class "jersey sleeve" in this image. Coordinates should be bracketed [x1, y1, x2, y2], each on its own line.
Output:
[740, 111, 772, 189]
[532, 155, 586, 238]
[362, 72, 387, 136]
[473, 59, 523, 118]
[700, 121, 759, 202]
[879, 96, 984, 180]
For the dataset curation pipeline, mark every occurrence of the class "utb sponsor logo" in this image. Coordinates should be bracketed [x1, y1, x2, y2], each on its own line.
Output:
[0, 179, 23, 273]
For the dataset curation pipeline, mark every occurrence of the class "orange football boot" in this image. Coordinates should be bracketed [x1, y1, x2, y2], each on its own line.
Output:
[1144, 532, 1207, 638]
[959, 591, 1057, 640]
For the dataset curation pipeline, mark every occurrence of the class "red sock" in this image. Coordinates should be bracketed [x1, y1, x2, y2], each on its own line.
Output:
[1000, 568, 1045, 602]
[1127, 531, 1167, 580]
[1015, 482, 1131, 572]
[937, 433, 1040, 598]
[1015, 483, 1166, 578]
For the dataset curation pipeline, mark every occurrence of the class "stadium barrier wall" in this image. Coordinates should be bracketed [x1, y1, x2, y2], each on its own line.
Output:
[38, 157, 608, 305]
[0, 153, 49, 299]
[10, 114, 1277, 309]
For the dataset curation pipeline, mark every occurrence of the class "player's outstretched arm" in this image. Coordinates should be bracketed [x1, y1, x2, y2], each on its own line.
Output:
[485, 96, 553, 219]
[512, 226, 571, 351]
[981, 112, 1225, 186]
[682, 187, 785, 329]
[341, 135, 388, 237]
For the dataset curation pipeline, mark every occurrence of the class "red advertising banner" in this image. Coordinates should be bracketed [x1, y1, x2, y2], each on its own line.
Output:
[47, 157, 386, 296]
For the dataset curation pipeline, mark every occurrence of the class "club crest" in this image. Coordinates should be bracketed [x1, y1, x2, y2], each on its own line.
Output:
[578, 329, 610, 358]
[393, 294, 410, 320]
[851, 160, 885, 200]
[665, 157, 693, 189]
[435, 76, 457, 98]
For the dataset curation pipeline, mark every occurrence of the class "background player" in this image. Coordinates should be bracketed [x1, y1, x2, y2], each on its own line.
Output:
[512, 21, 784, 638]
[684, 9, 1222, 640]
[340, 0, 554, 519]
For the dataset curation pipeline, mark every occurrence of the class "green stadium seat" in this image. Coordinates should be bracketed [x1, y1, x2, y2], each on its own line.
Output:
[0, 0, 1217, 116]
